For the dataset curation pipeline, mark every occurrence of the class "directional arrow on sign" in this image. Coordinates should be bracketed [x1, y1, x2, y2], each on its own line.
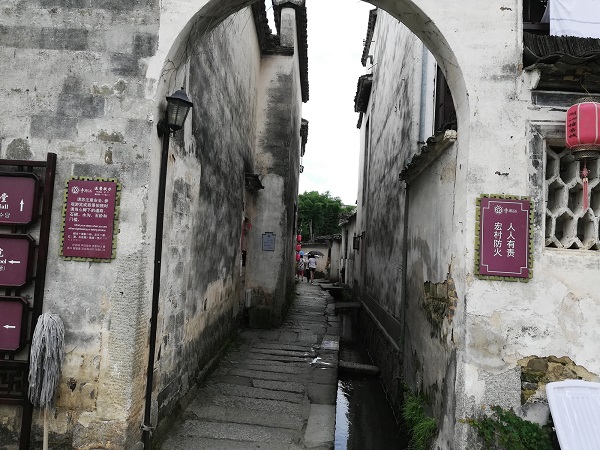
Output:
[8, 260, 21, 264]
[20, 199, 24, 212]
[3, 324, 15, 329]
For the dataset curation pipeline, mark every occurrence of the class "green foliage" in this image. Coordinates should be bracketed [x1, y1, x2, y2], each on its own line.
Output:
[298, 191, 354, 241]
[464, 405, 553, 450]
[402, 390, 437, 450]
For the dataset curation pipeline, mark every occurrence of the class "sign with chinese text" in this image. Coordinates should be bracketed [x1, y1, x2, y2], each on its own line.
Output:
[0, 297, 29, 352]
[61, 178, 120, 260]
[0, 234, 35, 287]
[0, 173, 39, 225]
[262, 232, 276, 251]
[476, 196, 533, 281]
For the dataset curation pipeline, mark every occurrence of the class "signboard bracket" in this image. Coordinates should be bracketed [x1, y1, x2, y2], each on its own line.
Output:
[0, 154, 56, 450]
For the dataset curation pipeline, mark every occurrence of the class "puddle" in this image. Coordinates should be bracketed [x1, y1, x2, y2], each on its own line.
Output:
[335, 312, 409, 450]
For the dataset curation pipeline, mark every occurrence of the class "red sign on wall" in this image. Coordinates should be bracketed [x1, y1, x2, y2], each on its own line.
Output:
[0, 234, 35, 287]
[0, 173, 39, 225]
[0, 297, 29, 352]
[61, 179, 119, 260]
[477, 197, 532, 279]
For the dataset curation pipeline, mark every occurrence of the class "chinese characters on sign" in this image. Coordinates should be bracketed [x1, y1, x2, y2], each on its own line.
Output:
[61, 179, 119, 260]
[0, 235, 35, 287]
[478, 197, 531, 279]
[262, 232, 276, 251]
[0, 174, 39, 225]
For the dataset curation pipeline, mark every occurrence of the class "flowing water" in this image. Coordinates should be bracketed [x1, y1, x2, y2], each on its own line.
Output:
[334, 312, 410, 450]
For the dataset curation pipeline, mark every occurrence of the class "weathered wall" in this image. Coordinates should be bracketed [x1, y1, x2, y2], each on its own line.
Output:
[403, 145, 459, 446]
[0, 0, 160, 447]
[154, 7, 261, 422]
[329, 240, 341, 282]
[351, 2, 600, 449]
[352, 10, 443, 416]
[0, 0, 303, 447]
[359, 12, 426, 317]
[245, 7, 303, 327]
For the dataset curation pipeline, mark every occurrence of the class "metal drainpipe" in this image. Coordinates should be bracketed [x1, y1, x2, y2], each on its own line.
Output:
[142, 119, 171, 448]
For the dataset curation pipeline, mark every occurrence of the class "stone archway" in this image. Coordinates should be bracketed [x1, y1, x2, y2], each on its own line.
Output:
[148, 0, 470, 124]
[144, 1, 521, 448]
[0, 0, 529, 447]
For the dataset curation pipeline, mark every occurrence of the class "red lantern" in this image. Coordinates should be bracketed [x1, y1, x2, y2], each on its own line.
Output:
[566, 100, 600, 210]
[296, 244, 301, 252]
[296, 234, 302, 242]
[566, 101, 600, 155]
[296, 253, 301, 261]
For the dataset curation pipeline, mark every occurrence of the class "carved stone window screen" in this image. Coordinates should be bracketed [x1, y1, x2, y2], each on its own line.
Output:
[545, 145, 600, 250]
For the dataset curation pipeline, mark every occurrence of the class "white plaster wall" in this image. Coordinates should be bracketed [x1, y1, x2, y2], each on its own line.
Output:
[349, 1, 600, 447]
[245, 6, 303, 324]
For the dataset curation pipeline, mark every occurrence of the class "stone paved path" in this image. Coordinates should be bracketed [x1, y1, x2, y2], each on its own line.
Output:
[157, 281, 339, 450]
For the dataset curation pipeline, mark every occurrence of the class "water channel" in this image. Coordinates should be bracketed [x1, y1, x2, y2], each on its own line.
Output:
[334, 311, 410, 449]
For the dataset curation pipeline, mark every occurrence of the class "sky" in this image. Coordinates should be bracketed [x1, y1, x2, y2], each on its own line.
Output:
[270, 1, 374, 206]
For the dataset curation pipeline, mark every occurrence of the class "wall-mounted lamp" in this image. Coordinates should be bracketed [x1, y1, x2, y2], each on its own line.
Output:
[157, 88, 194, 136]
[143, 88, 193, 448]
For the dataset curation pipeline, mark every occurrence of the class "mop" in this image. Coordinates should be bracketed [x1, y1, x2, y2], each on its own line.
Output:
[28, 313, 65, 450]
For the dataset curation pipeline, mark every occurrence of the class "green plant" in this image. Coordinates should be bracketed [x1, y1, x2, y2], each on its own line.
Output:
[402, 390, 437, 450]
[463, 405, 553, 450]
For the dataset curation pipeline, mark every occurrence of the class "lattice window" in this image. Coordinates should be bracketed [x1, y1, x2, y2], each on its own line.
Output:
[545, 146, 600, 249]
[0, 367, 26, 400]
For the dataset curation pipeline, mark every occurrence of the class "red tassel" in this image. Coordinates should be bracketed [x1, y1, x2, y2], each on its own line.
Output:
[582, 161, 589, 211]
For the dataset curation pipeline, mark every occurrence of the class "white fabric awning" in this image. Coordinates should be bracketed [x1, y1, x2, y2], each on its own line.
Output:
[546, 0, 600, 38]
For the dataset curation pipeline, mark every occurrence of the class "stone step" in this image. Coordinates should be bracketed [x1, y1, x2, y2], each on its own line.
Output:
[175, 419, 299, 443]
[188, 403, 304, 430]
[159, 437, 291, 450]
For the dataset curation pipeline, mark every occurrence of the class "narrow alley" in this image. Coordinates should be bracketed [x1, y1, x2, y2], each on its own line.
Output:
[156, 282, 339, 449]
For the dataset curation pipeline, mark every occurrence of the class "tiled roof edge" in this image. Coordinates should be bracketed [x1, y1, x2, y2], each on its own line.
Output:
[361, 9, 378, 67]
[273, 1, 309, 102]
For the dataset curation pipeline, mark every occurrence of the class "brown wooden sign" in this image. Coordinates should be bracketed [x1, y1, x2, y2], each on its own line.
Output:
[0, 297, 29, 353]
[0, 234, 35, 288]
[0, 173, 39, 225]
[60, 178, 120, 260]
[475, 195, 534, 281]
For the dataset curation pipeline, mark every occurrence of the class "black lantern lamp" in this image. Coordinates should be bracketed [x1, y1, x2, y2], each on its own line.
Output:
[143, 87, 193, 447]
[157, 88, 193, 136]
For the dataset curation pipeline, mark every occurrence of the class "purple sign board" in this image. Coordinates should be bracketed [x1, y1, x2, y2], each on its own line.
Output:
[0, 234, 35, 287]
[0, 297, 29, 352]
[0, 173, 39, 225]
[477, 197, 532, 279]
[61, 179, 118, 260]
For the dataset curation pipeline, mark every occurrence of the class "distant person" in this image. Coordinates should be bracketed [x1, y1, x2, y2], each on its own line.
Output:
[308, 255, 317, 283]
[296, 257, 305, 281]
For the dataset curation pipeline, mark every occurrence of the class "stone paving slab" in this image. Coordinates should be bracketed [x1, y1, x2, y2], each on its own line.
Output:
[227, 368, 308, 382]
[304, 405, 336, 449]
[221, 361, 312, 375]
[177, 420, 299, 443]
[159, 437, 292, 450]
[253, 379, 306, 393]
[157, 282, 338, 449]
[205, 393, 304, 415]
[188, 404, 305, 430]
[253, 342, 316, 352]
[249, 347, 315, 358]
[213, 383, 304, 403]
